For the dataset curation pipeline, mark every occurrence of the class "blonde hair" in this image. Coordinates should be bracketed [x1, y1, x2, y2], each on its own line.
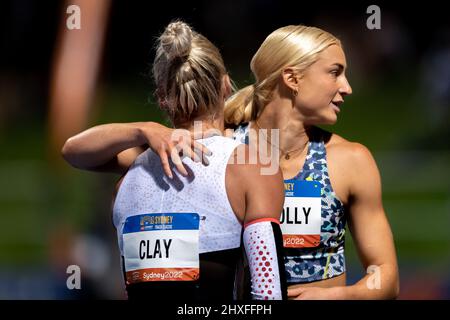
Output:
[224, 25, 341, 126]
[153, 21, 227, 125]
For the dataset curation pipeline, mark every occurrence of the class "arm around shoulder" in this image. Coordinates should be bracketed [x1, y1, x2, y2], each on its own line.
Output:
[61, 122, 155, 174]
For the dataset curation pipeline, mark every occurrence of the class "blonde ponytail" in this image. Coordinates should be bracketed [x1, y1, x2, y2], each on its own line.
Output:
[224, 85, 254, 126]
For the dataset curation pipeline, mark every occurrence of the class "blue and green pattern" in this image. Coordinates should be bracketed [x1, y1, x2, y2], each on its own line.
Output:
[233, 123, 346, 283]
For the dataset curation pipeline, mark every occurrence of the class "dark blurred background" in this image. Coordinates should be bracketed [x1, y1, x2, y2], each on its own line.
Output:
[0, 0, 449, 299]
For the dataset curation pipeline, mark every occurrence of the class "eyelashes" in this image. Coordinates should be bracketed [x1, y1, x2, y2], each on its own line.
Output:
[330, 70, 339, 77]
[330, 69, 343, 78]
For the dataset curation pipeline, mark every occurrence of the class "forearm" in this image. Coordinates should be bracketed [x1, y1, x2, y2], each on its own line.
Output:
[338, 263, 399, 299]
[61, 122, 148, 169]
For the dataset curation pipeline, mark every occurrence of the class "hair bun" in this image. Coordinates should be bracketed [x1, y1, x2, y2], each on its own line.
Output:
[160, 21, 193, 61]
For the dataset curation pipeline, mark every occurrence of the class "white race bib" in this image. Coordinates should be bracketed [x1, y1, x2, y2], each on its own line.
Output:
[281, 180, 321, 248]
[122, 213, 200, 284]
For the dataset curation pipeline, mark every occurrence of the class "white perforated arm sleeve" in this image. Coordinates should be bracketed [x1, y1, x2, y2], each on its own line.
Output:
[243, 218, 287, 300]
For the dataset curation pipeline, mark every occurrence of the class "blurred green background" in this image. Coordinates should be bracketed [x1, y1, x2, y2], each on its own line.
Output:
[0, 1, 449, 299]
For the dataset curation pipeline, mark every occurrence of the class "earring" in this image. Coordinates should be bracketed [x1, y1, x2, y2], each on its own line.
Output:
[293, 89, 298, 97]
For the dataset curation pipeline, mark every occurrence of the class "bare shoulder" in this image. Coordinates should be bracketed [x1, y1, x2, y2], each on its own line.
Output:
[228, 144, 283, 181]
[226, 143, 284, 223]
[326, 133, 376, 167]
[228, 143, 284, 196]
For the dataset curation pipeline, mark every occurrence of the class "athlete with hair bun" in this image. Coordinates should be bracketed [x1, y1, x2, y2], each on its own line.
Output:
[64, 24, 399, 300]
[64, 21, 287, 301]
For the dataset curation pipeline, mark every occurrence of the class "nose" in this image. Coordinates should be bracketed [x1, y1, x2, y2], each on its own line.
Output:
[339, 76, 352, 96]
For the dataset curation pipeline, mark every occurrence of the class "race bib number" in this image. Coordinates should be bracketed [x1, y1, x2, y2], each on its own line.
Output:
[281, 180, 321, 248]
[122, 213, 200, 284]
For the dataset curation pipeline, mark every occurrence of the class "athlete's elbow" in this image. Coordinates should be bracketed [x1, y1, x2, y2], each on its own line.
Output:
[61, 137, 73, 160]
[61, 137, 83, 168]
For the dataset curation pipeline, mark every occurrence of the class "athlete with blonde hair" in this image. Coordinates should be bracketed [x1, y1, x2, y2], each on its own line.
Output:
[227, 25, 398, 299]
[63, 24, 399, 299]
[65, 21, 287, 301]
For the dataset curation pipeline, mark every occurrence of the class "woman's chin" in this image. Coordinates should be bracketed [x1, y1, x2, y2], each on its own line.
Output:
[304, 112, 338, 126]
[318, 114, 338, 126]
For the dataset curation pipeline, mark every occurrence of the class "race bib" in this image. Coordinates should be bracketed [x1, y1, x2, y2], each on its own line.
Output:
[281, 180, 322, 248]
[122, 213, 200, 284]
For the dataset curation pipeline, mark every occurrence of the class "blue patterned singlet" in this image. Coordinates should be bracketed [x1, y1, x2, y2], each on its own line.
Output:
[233, 123, 347, 283]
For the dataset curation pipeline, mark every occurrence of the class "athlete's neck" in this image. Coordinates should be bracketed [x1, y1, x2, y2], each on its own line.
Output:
[177, 116, 224, 136]
[253, 94, 310, 155]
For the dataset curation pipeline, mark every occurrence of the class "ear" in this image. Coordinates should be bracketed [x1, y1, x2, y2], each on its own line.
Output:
[221, 74, 232, 100]
[281, 67, 300, 91]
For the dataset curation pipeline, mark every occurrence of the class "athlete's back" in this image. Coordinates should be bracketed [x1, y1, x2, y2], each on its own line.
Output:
[113, 132, 287, 300]
[113, 136, 244, 300]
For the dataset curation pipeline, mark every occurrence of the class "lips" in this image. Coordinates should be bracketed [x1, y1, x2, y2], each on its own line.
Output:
[331, 101, 342, 113]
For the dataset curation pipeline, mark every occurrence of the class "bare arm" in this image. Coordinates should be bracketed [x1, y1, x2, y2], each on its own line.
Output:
[49, 0, 110, 153]
[62, 122, 148, 174]
[226, 144, 285, 223]
[341, 143, 399, 299]
[288, 143, 399, 300]
[243, 161, 285, 224]
[62, 121, 212, 176]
